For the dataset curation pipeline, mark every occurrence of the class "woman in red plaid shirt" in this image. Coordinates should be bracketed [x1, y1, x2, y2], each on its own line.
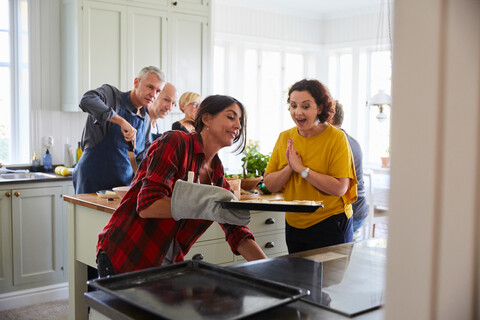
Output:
[96, 95, 267, 276]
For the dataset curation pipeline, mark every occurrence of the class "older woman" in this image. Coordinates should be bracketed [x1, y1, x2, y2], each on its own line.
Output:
[172, 91, 202, 133]
[96, 95, 266, 276]
[264, 79, 357, 253]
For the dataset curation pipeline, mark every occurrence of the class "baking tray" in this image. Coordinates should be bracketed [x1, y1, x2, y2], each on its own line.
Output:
[218, 200, 324, 212]
[87, 260, 309, 320]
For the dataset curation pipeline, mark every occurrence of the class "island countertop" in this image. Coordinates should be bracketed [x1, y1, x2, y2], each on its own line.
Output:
[63, 192, 286, 214]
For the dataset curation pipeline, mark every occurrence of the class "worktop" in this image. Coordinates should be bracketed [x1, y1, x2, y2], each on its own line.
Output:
[85, 239, 386, 320]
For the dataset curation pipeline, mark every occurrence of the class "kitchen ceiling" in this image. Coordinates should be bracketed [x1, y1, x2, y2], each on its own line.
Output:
[215, 0, 387, 19]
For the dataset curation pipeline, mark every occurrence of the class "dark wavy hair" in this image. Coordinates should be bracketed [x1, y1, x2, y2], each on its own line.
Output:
[287, 79, 334, 123]
[194, 95, 247, 154]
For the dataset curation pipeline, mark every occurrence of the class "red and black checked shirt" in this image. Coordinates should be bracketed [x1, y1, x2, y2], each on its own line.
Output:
[97, 131, 254, 274]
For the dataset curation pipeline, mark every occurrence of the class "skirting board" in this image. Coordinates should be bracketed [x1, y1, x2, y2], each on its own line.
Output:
[0, 282, 68, 311]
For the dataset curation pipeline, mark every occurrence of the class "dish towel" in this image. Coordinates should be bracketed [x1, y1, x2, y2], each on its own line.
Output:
[171, 180, 250, 225]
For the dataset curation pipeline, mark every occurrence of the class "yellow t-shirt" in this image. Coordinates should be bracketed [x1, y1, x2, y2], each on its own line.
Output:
[265, 126, 358, 229]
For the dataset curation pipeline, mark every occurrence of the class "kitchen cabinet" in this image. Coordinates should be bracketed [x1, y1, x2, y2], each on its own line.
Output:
[184, 210, 288, 265]
[0, 181, 72, 294]
[61, 0, 211, 112]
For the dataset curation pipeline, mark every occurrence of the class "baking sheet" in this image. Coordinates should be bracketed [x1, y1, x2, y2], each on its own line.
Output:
[87, 260, 309, 320]
[218, 200, 323, 212]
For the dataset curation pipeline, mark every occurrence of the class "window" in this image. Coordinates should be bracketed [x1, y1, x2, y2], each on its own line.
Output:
[213, 44, 310, 173]
[0, 0, 30, 165]
[328, 48, 392, 166]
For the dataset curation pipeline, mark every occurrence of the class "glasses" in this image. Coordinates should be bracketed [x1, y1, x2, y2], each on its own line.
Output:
[188, 102, 199, 108]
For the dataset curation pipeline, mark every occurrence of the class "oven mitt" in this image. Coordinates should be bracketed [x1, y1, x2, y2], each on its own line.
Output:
[171, 179, 250, 225]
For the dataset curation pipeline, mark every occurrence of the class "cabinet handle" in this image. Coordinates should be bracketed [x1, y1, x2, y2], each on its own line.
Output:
[192, 253, 204, 261]
[5, 191, 11, 197]
[265, 242, 275, 248]
[265, 217, 275, 225]
[14, 191, 20, 197]
[172, 1, 178, 5]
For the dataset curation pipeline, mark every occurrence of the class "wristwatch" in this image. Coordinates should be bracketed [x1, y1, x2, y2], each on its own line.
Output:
[300, 167, 310, 179]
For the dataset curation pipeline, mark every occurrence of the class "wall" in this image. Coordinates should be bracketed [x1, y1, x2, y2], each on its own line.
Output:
[386, 0, 480, 319]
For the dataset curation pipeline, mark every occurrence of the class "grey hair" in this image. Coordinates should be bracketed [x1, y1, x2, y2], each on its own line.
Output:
[137, 66, 165, 82]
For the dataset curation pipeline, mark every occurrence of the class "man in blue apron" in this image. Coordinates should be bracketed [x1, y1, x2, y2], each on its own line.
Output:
[73, 66, 165, 194]
[147, 82, 178, 141]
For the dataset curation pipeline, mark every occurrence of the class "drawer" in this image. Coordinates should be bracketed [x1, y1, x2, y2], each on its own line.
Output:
[184, 240, 234, 265]
[249, 211, 285, 233]
[237, 232, 288, 263]
[195, 223, 225, 242]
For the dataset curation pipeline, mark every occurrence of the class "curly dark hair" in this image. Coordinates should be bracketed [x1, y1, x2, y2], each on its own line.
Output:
[287, 79, 334, 123]
[194, 95, 247, 154]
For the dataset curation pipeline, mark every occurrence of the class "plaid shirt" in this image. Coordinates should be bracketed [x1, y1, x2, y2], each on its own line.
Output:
[97, 131, 254, 274]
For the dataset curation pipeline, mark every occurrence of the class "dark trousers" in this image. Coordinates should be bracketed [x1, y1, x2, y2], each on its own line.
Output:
[286, 212, 353, 254]
[97, 250, 115, 278]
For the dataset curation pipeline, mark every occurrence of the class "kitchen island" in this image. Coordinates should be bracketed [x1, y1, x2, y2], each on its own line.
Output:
[85, 238, 386, 319]
[63, 192, 291, 320]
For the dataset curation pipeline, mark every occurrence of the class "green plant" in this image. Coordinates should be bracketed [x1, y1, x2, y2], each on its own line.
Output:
[241, 140, 270, 178]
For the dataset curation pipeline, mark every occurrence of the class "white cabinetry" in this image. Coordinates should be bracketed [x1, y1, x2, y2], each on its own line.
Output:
[61, 0, 211, 111]
[0, 181, 73, 294]
[184, 211, 288, 266]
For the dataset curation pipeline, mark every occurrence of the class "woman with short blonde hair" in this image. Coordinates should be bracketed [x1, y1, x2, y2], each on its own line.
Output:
[172, 92, 201, 132]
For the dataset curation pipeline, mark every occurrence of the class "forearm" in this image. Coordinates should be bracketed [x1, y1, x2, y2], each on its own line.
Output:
[237, 238, 267, 261]
[79, 86, 116, 122]
[263, 166, 293, 192]
[304, 170, 349, 197]
[138, 197, 172, 218]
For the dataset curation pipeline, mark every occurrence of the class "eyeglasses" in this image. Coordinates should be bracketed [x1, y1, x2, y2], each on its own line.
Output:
[189, 102, 199, 108]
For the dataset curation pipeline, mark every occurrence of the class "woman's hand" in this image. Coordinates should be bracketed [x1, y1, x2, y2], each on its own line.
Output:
[286, 138, 304, 173]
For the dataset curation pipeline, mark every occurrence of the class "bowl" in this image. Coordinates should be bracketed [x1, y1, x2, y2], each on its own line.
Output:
[240, 177, 262, 190]
[112, 186, 130, 200]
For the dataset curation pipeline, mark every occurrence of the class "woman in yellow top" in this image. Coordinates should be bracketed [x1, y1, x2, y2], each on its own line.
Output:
[264, 79, 357, 253]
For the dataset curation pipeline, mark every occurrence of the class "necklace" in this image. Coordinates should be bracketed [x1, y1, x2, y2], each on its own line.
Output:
[206, 167, 214, 186]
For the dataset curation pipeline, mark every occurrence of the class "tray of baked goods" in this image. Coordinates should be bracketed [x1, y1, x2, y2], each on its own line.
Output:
[218, 198, 324, 212]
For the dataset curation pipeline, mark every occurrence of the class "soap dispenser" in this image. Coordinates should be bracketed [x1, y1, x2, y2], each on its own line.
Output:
[32, 152, 40, 172]
[43, 148, 52, 172]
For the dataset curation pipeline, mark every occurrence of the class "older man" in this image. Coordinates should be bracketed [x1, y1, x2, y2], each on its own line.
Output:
[148, 82, 178, 141]
[73, 66, 165, 194]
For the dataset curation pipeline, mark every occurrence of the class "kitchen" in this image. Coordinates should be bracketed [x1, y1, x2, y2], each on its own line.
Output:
[0, 0, 479, 319]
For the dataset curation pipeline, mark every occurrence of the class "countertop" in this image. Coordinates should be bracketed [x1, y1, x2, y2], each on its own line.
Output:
[0, 173, 72, 185]
[63, 192, 286, 215]
[84, 238, 386, 320]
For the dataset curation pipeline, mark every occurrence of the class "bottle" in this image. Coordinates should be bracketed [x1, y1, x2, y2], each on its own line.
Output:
[76, 142, 82, 164]
[64, 138, 74, 167]
[43, 149, 52, 172]
[32, 152, 40, 172]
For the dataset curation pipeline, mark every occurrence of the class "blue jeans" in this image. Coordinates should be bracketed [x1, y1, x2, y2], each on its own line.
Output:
[353, 218, 366, 232]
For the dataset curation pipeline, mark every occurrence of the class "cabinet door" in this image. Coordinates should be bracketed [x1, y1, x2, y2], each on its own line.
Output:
[127, 7, 168, 85]
[170, 0, 210, 14]
[168, 13, 210, 97]
[11, 187, 63, 286]
[81, 1, 127, 92]
[0, 189, 13, 292]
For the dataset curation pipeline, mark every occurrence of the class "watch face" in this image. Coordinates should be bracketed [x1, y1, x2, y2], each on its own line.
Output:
[301, 169, 308, 178]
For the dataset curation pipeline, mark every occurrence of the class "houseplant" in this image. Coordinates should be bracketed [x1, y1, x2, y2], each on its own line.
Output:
[226, 140, 270, 190]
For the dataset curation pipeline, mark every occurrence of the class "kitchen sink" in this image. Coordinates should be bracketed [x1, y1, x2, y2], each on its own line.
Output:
[0, 172, 58, 180]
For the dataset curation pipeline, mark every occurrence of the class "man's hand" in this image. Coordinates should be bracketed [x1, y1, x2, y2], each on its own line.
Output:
[110, 114, 137, 147]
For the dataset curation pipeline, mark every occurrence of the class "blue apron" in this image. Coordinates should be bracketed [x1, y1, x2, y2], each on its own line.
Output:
[73, 92, 146, 194]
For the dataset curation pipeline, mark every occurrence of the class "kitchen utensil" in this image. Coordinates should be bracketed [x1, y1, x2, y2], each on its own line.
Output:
[127, 141, 137, 174]
[217, 200, 324, 212]
[87, 260, 309, 320]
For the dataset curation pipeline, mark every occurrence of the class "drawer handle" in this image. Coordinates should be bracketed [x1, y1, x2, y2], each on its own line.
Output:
[265, 241, 275, 249]
[192, 253, 204, 261]
[172, 1, 178, 5]
[14, 191, 20, 197]
[5, 191, 11, 197]
[265, 218, 275, 225]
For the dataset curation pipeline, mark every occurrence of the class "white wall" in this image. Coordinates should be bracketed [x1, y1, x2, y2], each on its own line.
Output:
[386, 0, 480, 319]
